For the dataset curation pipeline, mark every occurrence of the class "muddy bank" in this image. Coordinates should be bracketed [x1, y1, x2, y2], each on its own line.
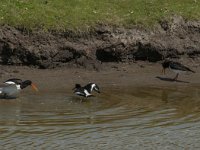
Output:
[0, 62, 199, 91]
[0, 16, 200, 69]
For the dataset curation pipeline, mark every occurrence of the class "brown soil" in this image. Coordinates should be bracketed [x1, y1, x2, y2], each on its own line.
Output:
[0, 16, 200, 70]
[0, 62, 199, 92]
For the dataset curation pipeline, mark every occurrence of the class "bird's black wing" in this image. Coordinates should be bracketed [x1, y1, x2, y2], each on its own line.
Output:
[83, 83, 93, 93]
[170, 62, 195, 73]
[74, 91, 86, 97]
[4, 78, 23, 84]
[74, 87, 87, 97]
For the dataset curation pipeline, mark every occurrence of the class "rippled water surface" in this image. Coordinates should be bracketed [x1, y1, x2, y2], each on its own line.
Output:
[0, 86, 200, 149]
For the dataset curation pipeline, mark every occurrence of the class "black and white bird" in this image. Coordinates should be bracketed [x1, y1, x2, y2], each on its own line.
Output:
[73, 83, 100, 97]
[0, 78, 38, 99]
[162, 60, 195, 80]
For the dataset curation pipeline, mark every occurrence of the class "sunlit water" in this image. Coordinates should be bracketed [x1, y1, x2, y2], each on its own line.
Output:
[0, 86, 200, 149]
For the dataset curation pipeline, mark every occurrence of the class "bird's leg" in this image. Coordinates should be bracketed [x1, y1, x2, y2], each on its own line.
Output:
[80, 98, 83, 103]
[173, 73, 179, 81]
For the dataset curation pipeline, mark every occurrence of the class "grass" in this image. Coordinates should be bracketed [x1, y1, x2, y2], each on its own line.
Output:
[0, 0, 199, 31]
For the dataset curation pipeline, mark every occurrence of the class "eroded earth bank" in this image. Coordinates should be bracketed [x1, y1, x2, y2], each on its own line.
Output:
[0, 16, 199, 71]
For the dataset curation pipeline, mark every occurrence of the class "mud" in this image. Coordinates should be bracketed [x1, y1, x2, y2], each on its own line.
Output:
[0, 61, 199, 91]
[0, 16, 200, 69]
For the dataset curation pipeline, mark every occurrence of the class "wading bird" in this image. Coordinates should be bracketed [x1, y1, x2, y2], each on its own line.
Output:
[0, 78, 38, 99]
[162, 60, 195, 81]
[73, 83, 100, 98]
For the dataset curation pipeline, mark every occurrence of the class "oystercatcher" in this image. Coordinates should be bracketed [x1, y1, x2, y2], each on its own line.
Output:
[73, 83, 100, 97]
[0, 78, 38, 99]
[162, 60, 195, 80]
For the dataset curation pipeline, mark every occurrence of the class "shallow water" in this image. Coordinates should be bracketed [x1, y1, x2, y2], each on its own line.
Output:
[0, 86, 200, 149]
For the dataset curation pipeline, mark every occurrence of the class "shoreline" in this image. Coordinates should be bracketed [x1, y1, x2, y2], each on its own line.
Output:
[0, 62, 199, 92]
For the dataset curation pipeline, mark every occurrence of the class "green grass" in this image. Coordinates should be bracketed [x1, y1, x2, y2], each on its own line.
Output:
[0, 0, 199, 30]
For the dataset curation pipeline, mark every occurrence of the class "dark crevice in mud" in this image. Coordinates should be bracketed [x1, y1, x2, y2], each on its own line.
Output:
[0, 16, 200, 69]
[96, 43, 125, 62]
[96, 49, 120, 62]
[52, 47, 82, 63]
[133, 43, 163, 62]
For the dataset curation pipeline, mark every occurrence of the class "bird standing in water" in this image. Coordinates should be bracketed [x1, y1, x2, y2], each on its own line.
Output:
[73, 83, 100, 98]
[0, 78, 38, 99]
[162, 60, 195, 81]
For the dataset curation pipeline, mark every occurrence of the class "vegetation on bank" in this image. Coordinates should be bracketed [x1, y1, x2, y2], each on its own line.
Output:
[0, 0, 199, 30]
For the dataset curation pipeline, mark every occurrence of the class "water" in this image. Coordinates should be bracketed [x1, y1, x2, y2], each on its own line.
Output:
[0, 86, 200, 149]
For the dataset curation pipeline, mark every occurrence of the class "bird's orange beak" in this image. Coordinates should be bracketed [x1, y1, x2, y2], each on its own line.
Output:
[162, 68, 165, 75]
[31, 83, 39, 92]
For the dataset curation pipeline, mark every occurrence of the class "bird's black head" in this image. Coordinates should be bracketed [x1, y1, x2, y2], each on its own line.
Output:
[20, 80, 32, 89]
